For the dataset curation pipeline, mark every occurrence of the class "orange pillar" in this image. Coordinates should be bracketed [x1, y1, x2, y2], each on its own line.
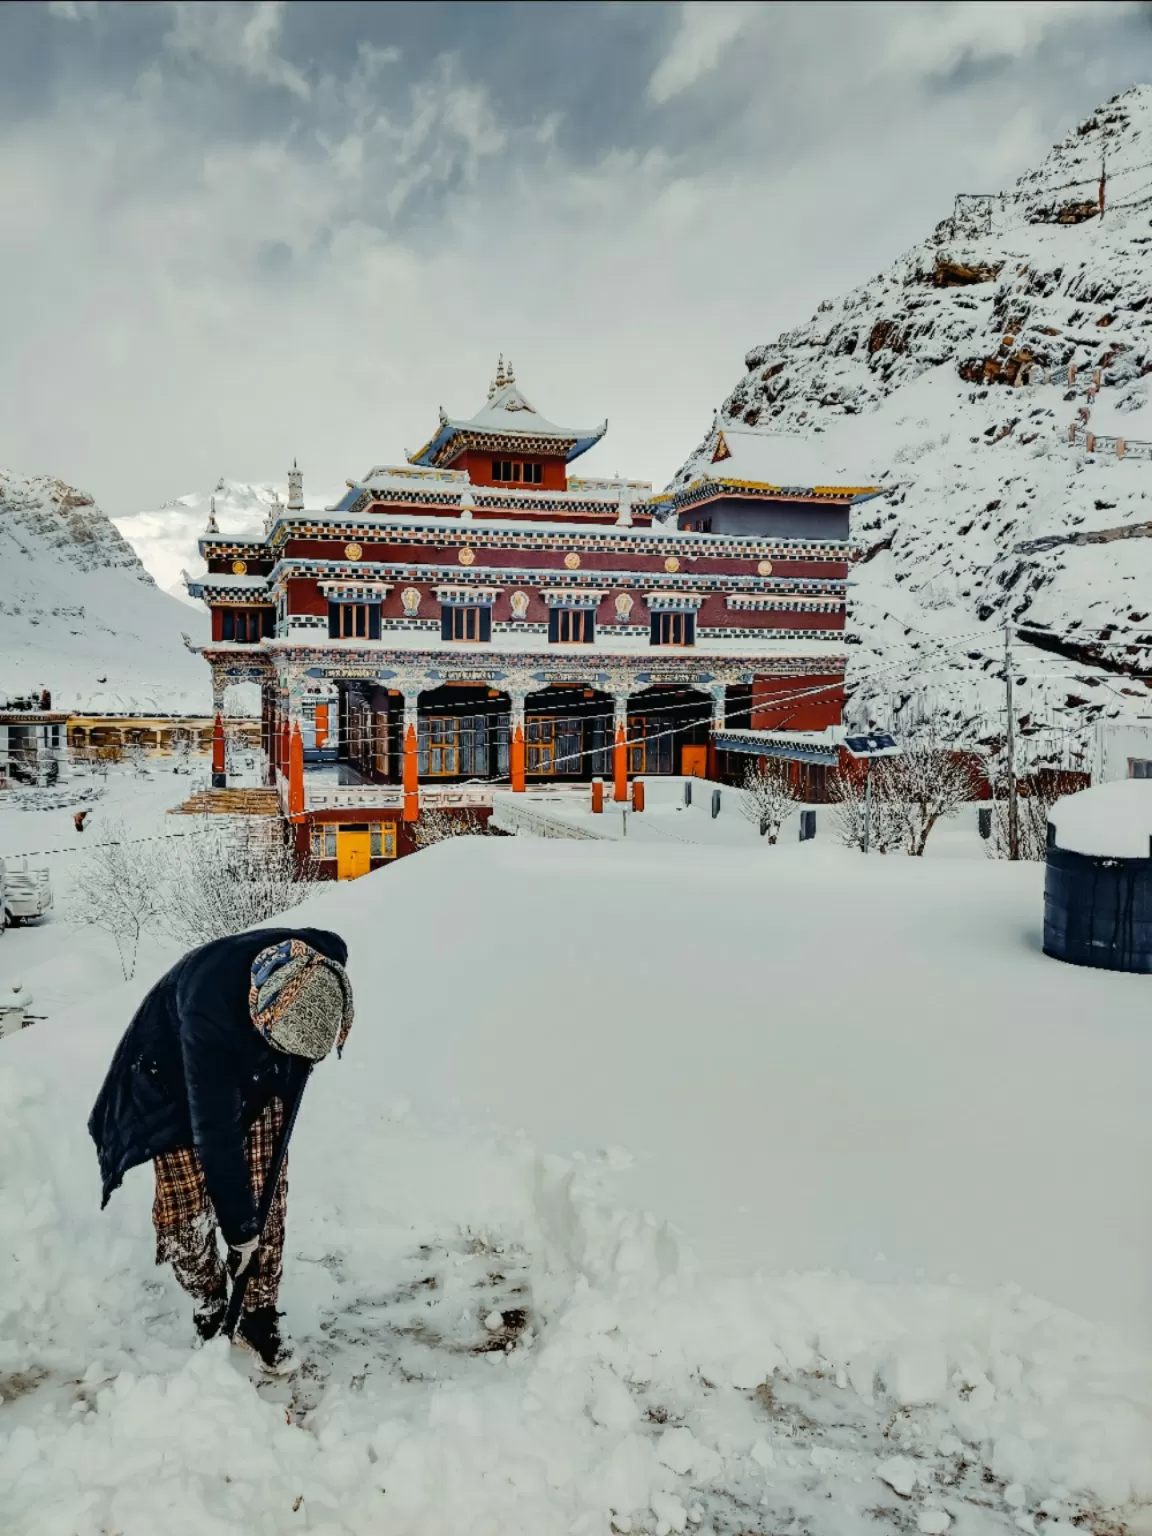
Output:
[211, 713, 225, 787]
[288, 722, 305, 821]
[632, 778, 645, 813]
[403, 721, 419, 821]
[511, 722, 526, 793]
[591, 778, 604, 814]
[613, 723, 628, 802]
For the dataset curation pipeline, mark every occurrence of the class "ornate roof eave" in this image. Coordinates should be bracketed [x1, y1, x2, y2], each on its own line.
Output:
[409, 420, 607, 468]
[672, 478, 881, 509]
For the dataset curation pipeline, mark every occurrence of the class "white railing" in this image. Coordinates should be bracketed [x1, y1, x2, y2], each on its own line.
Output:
[490, 794, 611, 840]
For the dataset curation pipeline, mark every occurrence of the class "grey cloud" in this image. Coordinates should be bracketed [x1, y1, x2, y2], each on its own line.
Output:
[0, 1, 1147, 517]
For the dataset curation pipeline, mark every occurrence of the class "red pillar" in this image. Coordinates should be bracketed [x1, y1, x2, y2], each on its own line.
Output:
[288, 722, 305, 821]
[511, 722, 526, 793]
[211, 713, 225, 788]
[613, 723, 628, 802]
[403, 721, 419, 821]
[591, 778, 604, 814]
[632, 778, 645, 813]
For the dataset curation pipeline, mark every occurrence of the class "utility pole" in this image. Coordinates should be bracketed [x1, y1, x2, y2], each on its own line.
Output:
[1004, 619, 1020, 861]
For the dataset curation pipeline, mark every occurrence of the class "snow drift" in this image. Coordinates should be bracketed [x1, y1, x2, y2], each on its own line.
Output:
[2, 837, 1151, 1534]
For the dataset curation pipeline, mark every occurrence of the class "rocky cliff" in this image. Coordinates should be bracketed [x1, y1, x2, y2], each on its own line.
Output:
[672, 85, 1152, 758]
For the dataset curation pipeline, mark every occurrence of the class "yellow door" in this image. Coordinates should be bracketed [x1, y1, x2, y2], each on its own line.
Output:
[336, 825, 372, 880]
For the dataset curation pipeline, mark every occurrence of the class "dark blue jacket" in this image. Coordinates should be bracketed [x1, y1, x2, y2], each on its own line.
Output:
[89, 926, 348, 1246]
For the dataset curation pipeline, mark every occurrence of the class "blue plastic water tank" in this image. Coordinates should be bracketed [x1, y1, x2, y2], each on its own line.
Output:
[1044, 781, 1152, 973]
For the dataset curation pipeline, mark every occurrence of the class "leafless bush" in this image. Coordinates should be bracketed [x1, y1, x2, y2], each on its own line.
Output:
[156, 818, 319, 947]
[738, 761, 797, 843]
[882, 729, 981, 855]
[410, 807, 496, 849]
[831, 765, 903, 853]
[983, 766, 1087, 861]
[70, 816, 165, 979]
[833, 726, 981, 856]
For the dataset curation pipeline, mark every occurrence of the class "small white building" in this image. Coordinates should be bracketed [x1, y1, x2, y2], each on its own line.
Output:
[1093, 719, 1152, 783]
[0, 707, 68, 786]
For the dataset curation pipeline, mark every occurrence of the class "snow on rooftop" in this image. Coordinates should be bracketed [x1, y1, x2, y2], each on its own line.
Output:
[1049, 778, 1152, 858]
[682, 425, 879, 494]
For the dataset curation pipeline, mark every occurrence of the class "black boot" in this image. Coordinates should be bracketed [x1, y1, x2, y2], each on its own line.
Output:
[234, 1306, 298, 1373]
[193, 1295, 227, 1343]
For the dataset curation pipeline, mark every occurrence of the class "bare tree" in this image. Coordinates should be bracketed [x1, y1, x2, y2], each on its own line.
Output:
[69, 817, 166, 979]
[169, 729, 197, 775]
[122, 739, 150, 778]
[410, 806, 496, 849]
[156, 817, 318, 947]
[983, 765, 1086, 861]
[882, 728, 981, 856]
[831, 765, 903, 853]
[738, 761, 797, 844]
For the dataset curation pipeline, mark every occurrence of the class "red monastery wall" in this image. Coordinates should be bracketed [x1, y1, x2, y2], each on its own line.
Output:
[751, 674, 845, 732]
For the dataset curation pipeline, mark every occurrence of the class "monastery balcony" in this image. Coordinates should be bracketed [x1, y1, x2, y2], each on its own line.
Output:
[278, 770, 496, 814]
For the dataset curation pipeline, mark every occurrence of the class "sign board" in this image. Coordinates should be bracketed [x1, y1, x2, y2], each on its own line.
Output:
[532, 670, 608, 685]
[636, 671, 715, 686]
[427, 668, 507, 684]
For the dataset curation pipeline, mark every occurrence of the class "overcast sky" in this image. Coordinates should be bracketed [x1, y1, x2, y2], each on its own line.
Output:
[1, 0, 1149, 515]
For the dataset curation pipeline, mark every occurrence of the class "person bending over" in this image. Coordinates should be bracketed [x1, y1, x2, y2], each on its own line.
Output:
[89, 926, 352, 1372]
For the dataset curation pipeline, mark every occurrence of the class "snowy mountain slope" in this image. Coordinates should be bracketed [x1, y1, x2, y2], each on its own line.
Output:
[0, 468, 209, 712]
[114, 477, 339, 598]
[673, 85, 1152, 755]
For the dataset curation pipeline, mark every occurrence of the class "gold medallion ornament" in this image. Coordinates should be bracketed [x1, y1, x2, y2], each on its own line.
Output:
[231, 559, 248, 576]
[664, 556, 680, 573]
[458, 547, 476, 566]
[564, 552, 581, 570]
[344, 543, 363, 561]
[757, 559, 773, 575]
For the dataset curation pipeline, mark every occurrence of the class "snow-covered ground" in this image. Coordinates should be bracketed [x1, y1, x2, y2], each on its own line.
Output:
[3, 829, 1151, 1535]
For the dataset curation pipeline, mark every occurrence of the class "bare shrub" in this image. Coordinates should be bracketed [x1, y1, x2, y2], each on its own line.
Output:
[881, 730, 981, 856]
[983, 766, 1087, 861]
[70, 816, 165, 979]
[156, 818, 319, 947]
[410, 807, 495, 850]
[831, 766, 903, 853]
[738, 761, 797, 843]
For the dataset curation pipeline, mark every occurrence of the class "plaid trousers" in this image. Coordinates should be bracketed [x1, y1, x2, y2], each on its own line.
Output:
[153, 1097, 287, 1313]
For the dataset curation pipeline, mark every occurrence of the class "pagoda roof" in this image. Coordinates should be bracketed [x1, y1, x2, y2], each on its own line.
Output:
[409, 368, 607, 468]
[676, 424, 881, 504]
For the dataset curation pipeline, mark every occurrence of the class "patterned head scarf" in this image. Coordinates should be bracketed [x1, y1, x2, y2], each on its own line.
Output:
[249, 938, 353, 1062]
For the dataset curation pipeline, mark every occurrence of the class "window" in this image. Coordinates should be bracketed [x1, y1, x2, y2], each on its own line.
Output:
[222, 607, 273, 642]
[310, 824, 338, 859]
[1130, 759, 1152, 779]
[370, 823, 397, 859]
[418, 715, 490, 776]
[441, 605, 492, 642]
[526, 717, 583, 776]
[328, 602, 381, 640]
[491, 459, 543, 484]
[651, 611, 695, 646]
[548, 608, 595, 644]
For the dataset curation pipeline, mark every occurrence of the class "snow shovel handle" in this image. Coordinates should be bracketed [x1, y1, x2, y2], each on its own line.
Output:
[223, 1059, 312, 1338]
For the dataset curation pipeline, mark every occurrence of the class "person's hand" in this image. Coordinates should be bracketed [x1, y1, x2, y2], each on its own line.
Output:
[228, 1238, 260, 1277]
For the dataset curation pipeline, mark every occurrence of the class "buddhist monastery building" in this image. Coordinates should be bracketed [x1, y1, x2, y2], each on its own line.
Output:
[187, 362, 879, 877]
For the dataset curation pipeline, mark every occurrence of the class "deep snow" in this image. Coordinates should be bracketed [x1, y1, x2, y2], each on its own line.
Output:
[3, 831, 1152, 1535]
